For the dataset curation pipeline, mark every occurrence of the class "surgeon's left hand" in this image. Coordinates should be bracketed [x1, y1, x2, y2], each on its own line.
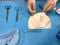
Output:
[43, 0, 58, 12]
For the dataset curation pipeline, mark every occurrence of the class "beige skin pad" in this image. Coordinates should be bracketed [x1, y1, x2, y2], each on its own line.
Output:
[28, 12, 51, 29]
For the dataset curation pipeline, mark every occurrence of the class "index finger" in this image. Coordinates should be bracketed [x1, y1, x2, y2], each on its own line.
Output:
[43, 3, 50, 12]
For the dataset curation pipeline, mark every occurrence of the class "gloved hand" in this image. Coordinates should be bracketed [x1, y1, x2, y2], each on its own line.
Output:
[27, 0, 36, 14]
[43, 0, 58, 12]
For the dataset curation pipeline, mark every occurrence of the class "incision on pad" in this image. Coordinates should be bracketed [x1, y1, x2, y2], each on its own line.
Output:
[28, 12, 51, 29]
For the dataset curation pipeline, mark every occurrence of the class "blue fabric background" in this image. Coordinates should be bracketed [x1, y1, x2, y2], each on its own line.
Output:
[0, 0, 60, 45]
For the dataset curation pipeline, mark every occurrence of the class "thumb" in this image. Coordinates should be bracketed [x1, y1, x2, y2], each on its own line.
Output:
[33, 3, 36, 11]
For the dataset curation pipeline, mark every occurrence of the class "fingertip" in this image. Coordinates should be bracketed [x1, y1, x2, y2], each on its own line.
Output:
[31, 10, 36, 14]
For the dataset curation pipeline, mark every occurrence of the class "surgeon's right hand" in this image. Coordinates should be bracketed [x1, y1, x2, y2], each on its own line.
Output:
[27, 0, 36, 14]
[43, 0, 58, 12]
